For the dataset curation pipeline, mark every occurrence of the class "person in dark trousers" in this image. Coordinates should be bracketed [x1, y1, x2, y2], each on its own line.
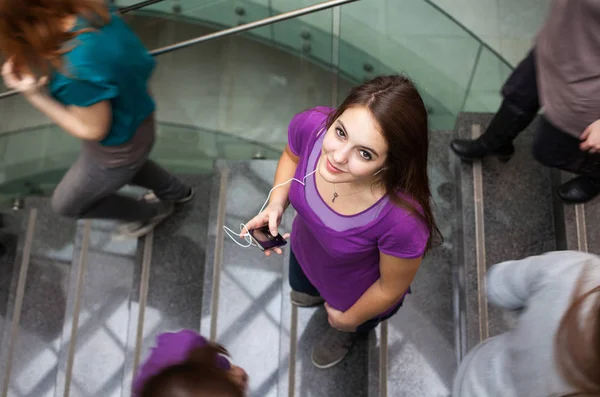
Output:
[450, 0, 600, 204]
[0, 0, 193, 239]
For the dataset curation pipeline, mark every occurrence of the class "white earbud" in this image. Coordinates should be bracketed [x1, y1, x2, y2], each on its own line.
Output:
[222, 168, 318, 248]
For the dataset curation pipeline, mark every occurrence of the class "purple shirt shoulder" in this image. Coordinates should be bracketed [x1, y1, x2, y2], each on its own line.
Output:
[287, 107, 429, 314]
[132, 330, 230, 396]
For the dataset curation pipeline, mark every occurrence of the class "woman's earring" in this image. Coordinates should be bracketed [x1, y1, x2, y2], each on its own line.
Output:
[374, 168, 385, 176]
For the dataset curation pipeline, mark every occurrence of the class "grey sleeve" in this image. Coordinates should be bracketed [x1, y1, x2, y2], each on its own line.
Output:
[485, 251, 592, 310]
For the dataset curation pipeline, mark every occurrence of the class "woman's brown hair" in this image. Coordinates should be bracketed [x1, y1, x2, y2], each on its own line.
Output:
[326, 75, 441, 253]
[555, 265, 600, 397]
[139, 342, 245, 397]
[0, 0, 110, 77]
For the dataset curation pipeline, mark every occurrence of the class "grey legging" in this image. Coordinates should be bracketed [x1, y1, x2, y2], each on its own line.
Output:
[51, 117, 189, 221]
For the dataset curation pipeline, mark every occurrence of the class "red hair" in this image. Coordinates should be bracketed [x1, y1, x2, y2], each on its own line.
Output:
[0, 0, 109, 77]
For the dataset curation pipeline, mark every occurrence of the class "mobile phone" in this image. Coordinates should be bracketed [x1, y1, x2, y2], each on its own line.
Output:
[248, 225, 288, 251]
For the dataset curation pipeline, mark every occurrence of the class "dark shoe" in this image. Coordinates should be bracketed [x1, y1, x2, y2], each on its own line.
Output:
[143, 187, 195, 205]
[450, 139, 514, 163]
[311, 327, 357, 369]
[558, 176, 600, 204]
[290, 290, 325, 307]
[114, 201, 174, 239]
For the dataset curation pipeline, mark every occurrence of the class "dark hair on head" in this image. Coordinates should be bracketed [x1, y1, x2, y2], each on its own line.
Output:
[139, 343, 245, 397]
[327, 75, 441, 253]
[555, 267, 600, 397]
[0, 0, 110, 77]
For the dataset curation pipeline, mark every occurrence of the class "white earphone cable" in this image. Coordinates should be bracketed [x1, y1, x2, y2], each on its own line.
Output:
[221, 168, 318, 248]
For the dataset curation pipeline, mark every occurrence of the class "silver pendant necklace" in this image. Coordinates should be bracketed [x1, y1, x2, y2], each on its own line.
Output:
[331, 183, 370, 203]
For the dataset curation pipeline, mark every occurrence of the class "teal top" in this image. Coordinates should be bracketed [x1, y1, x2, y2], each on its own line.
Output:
[49, 10, 156, 146]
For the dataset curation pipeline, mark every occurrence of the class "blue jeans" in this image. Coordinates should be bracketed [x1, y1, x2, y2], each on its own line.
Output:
[289, 249, 408, 333]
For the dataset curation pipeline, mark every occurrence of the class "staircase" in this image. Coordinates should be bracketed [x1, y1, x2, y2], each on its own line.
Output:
[556, 171, 600, 253]
[0, 0, 575, 394]
[0, 122, 459, 397]
[453, 112, 600, 356]
[1, 111, 595, 396]
[0, 176, 212, 397]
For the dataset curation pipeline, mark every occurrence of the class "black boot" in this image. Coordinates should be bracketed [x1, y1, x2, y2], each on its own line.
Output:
[450, 100, 537, 163]
[450, 139, 514, 162]
[558, 176, 600, 204]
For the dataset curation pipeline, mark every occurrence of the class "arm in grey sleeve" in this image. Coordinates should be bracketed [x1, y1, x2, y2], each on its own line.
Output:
[485, 251, 593, 310]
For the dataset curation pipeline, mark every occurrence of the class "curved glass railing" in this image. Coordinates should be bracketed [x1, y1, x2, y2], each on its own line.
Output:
[114, 0, 514, 130]
[0, 122, 280, 206]
[0, 0, 513, 204]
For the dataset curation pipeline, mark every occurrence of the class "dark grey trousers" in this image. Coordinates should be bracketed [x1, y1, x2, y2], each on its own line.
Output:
[482, 49, 600, 179]
[51, 118, 189, 221]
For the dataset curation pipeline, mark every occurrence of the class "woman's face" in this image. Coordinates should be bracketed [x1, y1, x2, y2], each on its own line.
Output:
[319, 106, 388, 185]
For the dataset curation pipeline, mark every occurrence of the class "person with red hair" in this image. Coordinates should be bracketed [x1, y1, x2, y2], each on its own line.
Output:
[0, 0, 193, 237]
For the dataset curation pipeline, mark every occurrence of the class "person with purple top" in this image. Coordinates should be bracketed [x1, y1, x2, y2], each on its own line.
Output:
[132, 329, 248, 397]
[243, 75, 440, 368]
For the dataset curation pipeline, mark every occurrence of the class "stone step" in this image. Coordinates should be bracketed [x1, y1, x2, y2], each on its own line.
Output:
[203, 154, 460, 397]
[386, 130, 458, 397]
[0, 174, 214, 397]
[553, 171, 600, 253]
[0, 210, 27, 380]
[201, 160, 294, 397]
[455, 113, 558, 353]
[0, 199, 77, 397]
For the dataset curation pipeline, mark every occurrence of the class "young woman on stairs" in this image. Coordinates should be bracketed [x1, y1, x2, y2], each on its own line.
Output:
[0, 0, 193, 238]
[450, 0, 600, 205]
[243, 75, 440, 369]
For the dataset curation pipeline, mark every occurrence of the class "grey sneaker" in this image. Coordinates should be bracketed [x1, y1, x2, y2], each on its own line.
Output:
[290, 290, 325, 307]
[114, 201, 174, 239]
[311, 327, 357, 369]
[143, 187, 195, 205]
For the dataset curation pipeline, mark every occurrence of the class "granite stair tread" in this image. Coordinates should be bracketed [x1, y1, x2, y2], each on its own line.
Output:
[203, 155, 459, 397]
[455, 112, 557, 352]
[0, 199, 77, 397]
[0, 174, 213, 397]
[385, 130, 457, 397]
[0, 210, 26, 375]
[554, 170, 600, 253]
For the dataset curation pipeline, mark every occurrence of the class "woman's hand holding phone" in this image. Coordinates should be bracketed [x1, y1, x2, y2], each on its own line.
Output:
[242, 202, 289, 256]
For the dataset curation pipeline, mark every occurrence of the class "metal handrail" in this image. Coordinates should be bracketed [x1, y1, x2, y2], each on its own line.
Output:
[148, 0, 357, 55]
[0, 0, 357, 100]
[117, 0, 166, 14]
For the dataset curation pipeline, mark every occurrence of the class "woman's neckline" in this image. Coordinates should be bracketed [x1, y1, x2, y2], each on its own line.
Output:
[310, 134, 389, 218]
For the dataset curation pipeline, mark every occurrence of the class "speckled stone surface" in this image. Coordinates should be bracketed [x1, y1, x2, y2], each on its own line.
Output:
[387, 251, 457, 397]
[294, 305, 369, 397]
[556, 171, 600, 254]
[584, 197, 600, 254]
[456, 113, 557, 350]
[138, 174, 213, 368]
[0, 174, 213, 397]
[0, 201, 76, 397]
[387, 130, 457, 397]
[203, 160, 295, 397]
[454, 114, 480, 353]
[54, 219, 138, 397]
[0, 212, 22, 367]
[559, 201, 579, 251]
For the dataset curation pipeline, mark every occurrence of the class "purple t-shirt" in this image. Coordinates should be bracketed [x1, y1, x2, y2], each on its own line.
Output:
[287, 107, 429, 314]
[132, 330, 231, 396]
